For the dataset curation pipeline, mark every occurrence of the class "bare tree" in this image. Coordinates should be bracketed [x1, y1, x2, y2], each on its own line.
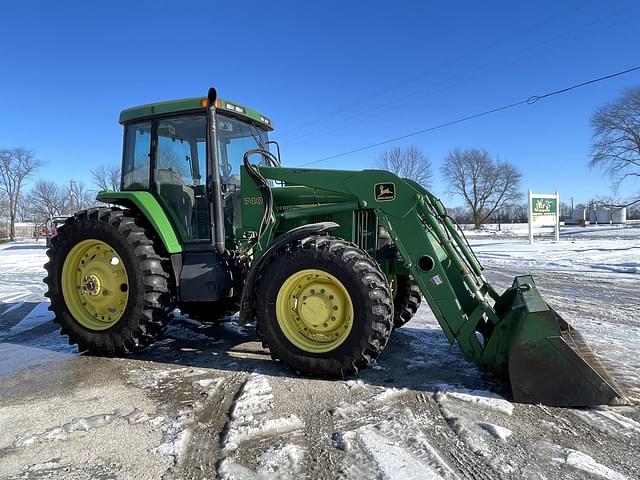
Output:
[15, 193, 31, 222]
[26, 179, 68, 224]
[0, 190, 8, 220]
[0, 148, 42, 240]
[442, 149, 522, 229]
[69, 181, 96, 211]
[91, 164, 121, 191]
[590, 86, 640, 187]
[377, 146, 433, 187]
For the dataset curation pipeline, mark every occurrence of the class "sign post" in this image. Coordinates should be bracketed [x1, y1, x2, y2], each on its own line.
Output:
[528, 190, 560, 244]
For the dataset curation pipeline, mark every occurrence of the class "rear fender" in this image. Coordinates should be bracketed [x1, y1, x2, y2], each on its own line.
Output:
[96, 191, 182, 254]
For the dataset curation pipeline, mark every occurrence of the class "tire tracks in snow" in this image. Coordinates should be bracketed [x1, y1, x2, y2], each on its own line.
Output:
[170, 372, 247, 480]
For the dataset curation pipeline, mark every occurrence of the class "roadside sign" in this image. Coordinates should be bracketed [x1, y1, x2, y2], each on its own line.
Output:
[528, 190, 560, 243]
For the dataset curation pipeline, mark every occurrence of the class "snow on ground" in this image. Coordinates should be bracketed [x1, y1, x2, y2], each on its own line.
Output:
[0, 241, 49, 303]
[471, 233, 640, 275]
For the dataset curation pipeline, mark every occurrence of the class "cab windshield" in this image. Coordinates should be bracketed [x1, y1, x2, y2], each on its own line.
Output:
[122, 112, 270, 192]
[216, 114, 269, 186]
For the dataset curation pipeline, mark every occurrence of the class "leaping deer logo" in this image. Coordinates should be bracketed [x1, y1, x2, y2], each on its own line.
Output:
[375, 183, 395, 201]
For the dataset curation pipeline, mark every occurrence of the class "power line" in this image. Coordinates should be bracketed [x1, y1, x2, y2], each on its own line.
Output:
[277, 3, 620, 142]
[297, 65, 640, 167]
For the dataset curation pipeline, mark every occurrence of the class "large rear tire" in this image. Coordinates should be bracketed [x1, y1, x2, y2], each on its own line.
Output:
[44, 208, 175, 354]
[254, 235, 393, 376]
[390, 274, 421, 329]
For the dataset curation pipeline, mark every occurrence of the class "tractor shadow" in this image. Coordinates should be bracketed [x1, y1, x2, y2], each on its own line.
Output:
[0, 304, 510, 399]
[132, 314, 510, 399]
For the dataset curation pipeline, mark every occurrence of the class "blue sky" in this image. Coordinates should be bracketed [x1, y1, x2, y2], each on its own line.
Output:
[0, 0, 639, 205]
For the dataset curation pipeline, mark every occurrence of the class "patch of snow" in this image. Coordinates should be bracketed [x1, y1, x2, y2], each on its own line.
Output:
[225, 416, 304, 451]
[336, 411, 457, 480]
[573, 407, 640, 437]
[192, 377, 223, 398]
[370, 387, 408, 403]
[0, 242, 49, 303]
[344, 379, 366, 390]
[13, 413, 117, 447]
[125, 409, 152, 425]
[356, 426, 453, 480]
[223, 374, 304, 451]
[330, 401, 366, 419]
[540, 441, 628, 480]
[332, 431, 357, 452]
[153, 428, 191, 458]
[435, 384, 514, 415]
[25, 460, 64, 472]
[257, 443, 305, 474]
[477, 422, 512, 441]
[218, 460, 257, 480]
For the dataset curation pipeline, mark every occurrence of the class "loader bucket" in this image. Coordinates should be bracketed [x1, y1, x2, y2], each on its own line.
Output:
[505, 276, 629, 407]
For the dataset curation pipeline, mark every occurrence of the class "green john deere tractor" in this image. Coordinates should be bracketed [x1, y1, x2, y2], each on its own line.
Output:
[45, 88, 628, 407]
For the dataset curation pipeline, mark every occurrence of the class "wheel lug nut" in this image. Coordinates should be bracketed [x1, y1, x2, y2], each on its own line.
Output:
[321, 289, 325, 293]
[331, 316, 336, 321]
[333, 306, 338, 310]
[329, 295, 334, 300]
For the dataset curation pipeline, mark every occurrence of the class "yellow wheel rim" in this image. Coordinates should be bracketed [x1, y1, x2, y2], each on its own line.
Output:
[61, 239, 129, 330]
[275, 269, 354, 353]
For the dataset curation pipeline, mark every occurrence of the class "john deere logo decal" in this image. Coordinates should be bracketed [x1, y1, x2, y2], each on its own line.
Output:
[375, 183, 395, 202]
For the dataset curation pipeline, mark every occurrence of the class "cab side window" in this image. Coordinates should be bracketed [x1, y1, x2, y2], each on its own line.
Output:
[122, 122, 151, 190]
[155, 115, 209, 242]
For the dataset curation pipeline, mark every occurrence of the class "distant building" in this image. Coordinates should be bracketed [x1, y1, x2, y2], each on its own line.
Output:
[588, 203, 627, 224]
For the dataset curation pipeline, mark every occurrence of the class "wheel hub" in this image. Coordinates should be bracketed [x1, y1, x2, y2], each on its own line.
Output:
[276, 269, 354, 353]
[82, 274, 102, 296]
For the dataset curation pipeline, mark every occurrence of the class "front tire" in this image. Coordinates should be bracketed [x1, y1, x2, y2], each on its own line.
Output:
[391, 274, 421, 328]
[44, 208, 175, 354]
[255, 235, 393, 376]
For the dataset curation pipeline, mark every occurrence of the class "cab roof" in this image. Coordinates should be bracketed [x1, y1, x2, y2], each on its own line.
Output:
[119, 96, 273, 131]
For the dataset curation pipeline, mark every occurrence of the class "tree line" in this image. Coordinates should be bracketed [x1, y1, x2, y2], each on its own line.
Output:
[0, 148, 120, 240]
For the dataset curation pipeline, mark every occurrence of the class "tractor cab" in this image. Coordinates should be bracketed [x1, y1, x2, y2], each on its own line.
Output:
[118, 96, 273, 246]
